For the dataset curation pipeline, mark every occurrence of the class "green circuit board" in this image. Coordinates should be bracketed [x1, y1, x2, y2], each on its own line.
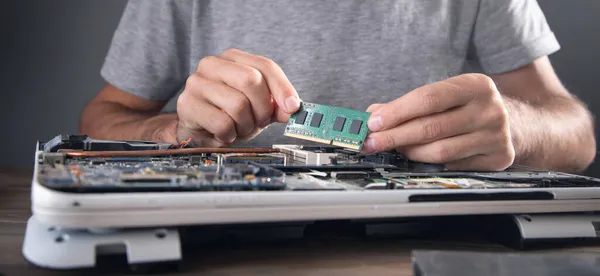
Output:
[284, 102, 371, 151]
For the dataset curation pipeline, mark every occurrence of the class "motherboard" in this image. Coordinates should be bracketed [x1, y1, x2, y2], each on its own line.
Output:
[36, 135, 600, 193]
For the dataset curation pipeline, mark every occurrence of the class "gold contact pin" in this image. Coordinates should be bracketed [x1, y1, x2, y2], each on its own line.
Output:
[331, 141, 361, 150]
[283, 133, 332, 144]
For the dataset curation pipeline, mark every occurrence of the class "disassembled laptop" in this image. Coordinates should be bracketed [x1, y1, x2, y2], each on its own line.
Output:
[23, 102, 600, 271]
[36, 135, 594, 194]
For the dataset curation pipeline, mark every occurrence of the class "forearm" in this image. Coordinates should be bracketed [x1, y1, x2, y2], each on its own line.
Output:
[79, 101, 179, 144]
[503, 95, 596, 173]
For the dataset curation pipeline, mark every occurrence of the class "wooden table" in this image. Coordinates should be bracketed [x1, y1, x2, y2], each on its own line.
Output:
[2, 167, 600, 276]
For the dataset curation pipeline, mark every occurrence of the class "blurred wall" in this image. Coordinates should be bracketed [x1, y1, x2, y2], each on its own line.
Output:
[540, 1, 600, 176]
[0, 0, 127, 167]
[1, 0, 599, 176]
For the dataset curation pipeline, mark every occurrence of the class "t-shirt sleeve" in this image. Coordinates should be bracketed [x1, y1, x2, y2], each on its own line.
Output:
[100, 0, 193, 101]
[469, 0, 560, 75]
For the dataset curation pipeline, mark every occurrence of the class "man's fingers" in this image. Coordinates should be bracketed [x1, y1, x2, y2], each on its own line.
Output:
[363, 104, 485, 152]
[188, 76, 256, 136]
[367, 75, 481, 132]
[444, 148, 514, 171]
[220, 48, 301, 121]
[177, 96, 237, 144]
[196, 56, 273, 127]
[178, 49, 299, 147]
[396, 130, 503, 165]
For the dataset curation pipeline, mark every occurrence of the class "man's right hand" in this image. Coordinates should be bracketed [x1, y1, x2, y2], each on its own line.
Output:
[175, 49, 302, 147]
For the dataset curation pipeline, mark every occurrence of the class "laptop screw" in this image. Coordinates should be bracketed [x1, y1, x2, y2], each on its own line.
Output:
[155, 229, 167, 239]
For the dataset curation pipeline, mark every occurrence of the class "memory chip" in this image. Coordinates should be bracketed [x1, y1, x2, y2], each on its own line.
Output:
[284, 102, 371, 151]
[333, 116, 346, 132]
[295, 111, 308, 124]
[349, 119, 363, 135]
[310, 113, 323, 127]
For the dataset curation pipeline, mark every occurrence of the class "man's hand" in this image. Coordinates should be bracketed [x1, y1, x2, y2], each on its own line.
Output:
[176, 49, 301, 147]
[362, 73, 516, 171]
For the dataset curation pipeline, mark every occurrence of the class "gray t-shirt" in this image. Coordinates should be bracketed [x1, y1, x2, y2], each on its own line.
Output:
[101, 0, 560, 146]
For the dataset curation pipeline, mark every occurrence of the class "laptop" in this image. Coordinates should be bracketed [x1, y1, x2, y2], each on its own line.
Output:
[31, 134, 600, 229]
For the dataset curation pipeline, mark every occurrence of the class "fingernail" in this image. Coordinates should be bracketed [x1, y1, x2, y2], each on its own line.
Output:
[284, 96, 300, 113]
[218, 134, 236, 144]
[216, 136, 235, 144]
[362, 137, 376, 154]
[367, 115, 383, 131]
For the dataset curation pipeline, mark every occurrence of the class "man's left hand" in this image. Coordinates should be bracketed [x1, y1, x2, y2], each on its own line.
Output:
[362, 73, 516, 171]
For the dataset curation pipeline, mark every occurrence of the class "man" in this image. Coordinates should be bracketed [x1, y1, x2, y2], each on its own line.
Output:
[80, 0, 596, 173]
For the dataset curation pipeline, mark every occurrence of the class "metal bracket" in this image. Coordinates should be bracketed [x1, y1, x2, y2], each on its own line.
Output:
[21, 213, 600, 269]
[500, 213, 600, 249]
[22, 216, 181, 269]
[512, 213, 600, 239]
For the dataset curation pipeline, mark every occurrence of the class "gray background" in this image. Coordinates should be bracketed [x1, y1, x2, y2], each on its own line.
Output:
[1, 1, 599, 176]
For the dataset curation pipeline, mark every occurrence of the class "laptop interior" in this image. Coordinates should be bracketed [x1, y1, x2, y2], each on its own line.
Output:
[30, 134, 600, 229]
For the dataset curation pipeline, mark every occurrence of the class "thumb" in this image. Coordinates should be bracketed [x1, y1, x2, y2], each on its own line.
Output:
[272, 97, 300, 123]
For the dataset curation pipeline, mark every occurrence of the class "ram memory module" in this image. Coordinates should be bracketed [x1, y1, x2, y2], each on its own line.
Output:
[283, 102, 371, 151]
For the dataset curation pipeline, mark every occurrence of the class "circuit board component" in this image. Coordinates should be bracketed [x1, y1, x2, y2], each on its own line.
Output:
[284, 102, 371, 151]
